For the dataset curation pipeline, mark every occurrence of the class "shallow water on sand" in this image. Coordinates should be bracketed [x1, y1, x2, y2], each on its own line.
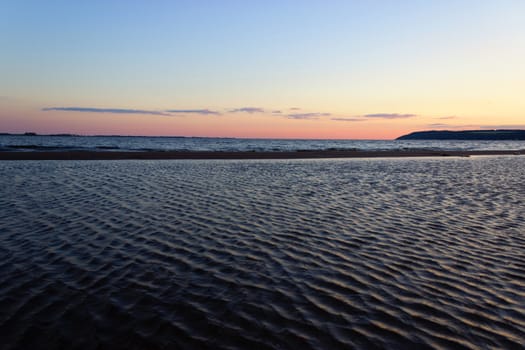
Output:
[1, 157, 524, 349]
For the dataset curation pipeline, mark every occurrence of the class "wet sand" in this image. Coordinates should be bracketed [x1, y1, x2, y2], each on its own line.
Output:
[1, 157, 525, 349]
[0, 149, 524, 160]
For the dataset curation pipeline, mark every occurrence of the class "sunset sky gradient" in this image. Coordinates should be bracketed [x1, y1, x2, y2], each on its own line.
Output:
[2, 0, 524, 139]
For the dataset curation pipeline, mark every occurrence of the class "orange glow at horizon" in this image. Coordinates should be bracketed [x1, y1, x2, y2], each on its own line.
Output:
[2, 99, 525, 140]
[0, 107, 435, 140]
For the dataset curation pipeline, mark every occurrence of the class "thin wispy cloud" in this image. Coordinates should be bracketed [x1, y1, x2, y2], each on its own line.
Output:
[437, 116, 457, 120]
[42, 107, 170, 116]
[427, 123, 453, 128]
[426, 123, 479, 129]
[287, 112, 331, 120]
[166, 109, 220, 115]
[331, 117, 366, 122]
[364, 113, 416, 119]
[289, 107, 301, 111]
[272, 110, 282, 114]
[229, 107, 265, 114]
[425, 123, 525, 130]
[480, 124, 525, 130]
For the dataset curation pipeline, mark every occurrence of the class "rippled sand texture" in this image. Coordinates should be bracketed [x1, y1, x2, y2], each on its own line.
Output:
[1, 157, 524, 349]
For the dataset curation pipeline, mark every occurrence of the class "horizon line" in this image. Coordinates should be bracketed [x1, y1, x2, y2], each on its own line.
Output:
[0, 131, 397, 141]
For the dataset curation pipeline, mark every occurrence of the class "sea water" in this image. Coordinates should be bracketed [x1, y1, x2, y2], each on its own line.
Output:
[1, 134, 524, 152]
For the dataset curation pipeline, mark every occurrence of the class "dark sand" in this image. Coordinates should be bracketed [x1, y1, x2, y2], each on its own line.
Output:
[2, 157, 525, 349]
[0, 158, 525, 350]
[0, 149, 524, 160]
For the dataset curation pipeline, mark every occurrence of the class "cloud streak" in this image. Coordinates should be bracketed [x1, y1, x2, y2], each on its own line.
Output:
[43, 107, 223, 116]
[42, 107, 170, 116]
[425, 123, 492, 129]
[479, 124, 525, 130]
[287, 112, 331, 120]
[331, 117, 366, 122]
[364, 113, 416, 119]
[427, 123, 454, 128]
[425, 123, 525, 130]
[42, 107, 424, 125]
[329, 112, 418, 122]
[166, 109, 220, 115]
[229, 107, 265, 114]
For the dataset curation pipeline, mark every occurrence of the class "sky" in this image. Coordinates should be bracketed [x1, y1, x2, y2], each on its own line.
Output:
[1, 0, 524, 139]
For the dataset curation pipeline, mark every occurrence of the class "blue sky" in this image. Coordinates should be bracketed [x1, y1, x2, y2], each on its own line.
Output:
[2, 1, 524, 138]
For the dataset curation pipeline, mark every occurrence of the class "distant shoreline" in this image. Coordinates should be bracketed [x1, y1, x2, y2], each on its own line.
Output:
[397, 130, 525, 140]
[0, 150, 524, 160]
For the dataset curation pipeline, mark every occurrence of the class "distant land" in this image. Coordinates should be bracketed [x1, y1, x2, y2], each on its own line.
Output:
[397, 130, 525, 140]
[2, 130, 525, 141]
[0, 132, 190, 138]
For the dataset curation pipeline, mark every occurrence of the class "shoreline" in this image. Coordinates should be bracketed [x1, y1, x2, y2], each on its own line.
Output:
[0, 149, 524, 160]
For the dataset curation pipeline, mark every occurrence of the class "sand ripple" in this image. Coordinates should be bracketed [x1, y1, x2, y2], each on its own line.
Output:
[1, 157, 524, 349]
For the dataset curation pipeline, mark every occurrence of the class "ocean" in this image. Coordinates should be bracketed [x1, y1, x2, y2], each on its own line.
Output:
[1, 156, 524, 349]
[1, 134, 525, 152]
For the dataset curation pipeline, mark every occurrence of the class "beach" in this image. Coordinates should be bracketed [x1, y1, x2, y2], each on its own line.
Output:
[0, 149, 523, 160]
[1, 156, 524, 349]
